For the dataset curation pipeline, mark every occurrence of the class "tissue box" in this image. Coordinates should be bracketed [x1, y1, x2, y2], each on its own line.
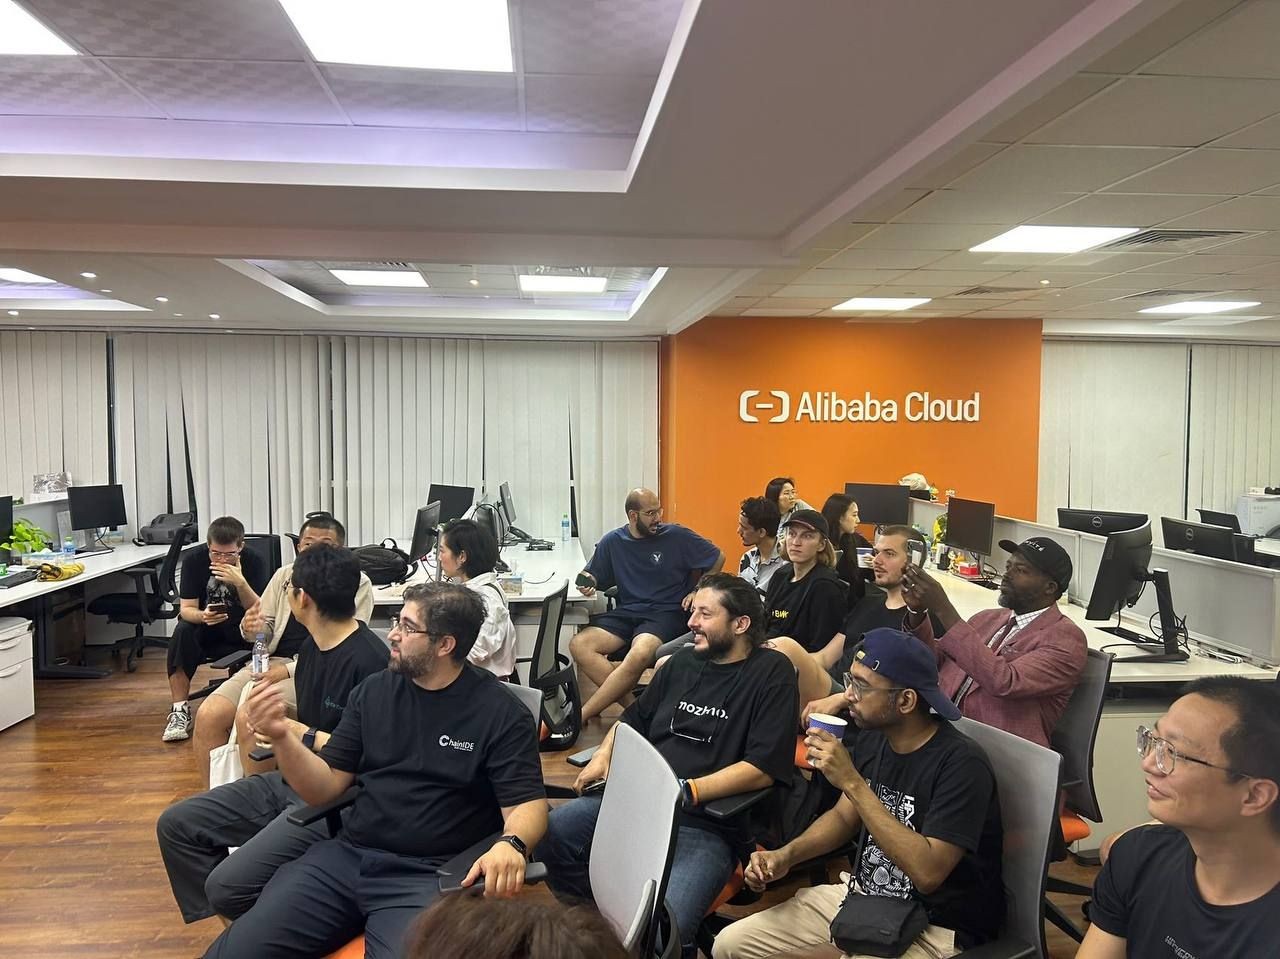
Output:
[498, 573, 524, 597]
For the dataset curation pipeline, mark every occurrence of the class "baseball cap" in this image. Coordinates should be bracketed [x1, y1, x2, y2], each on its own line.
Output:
[854, 628, 961, 721]
[781, 508, 830, 538]
[998, 536, 1073, 592]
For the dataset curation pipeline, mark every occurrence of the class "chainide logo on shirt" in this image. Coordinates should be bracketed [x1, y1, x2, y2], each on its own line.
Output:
[438, 734, 475, 752]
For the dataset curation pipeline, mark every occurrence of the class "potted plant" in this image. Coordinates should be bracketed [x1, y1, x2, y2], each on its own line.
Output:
[1, 518, 54, 565]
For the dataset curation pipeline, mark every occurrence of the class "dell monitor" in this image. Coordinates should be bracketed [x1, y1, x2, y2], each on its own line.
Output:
[944, 497, 996, 558]
[1057, 508, 1148, 536]
[408, 501, 442, 563]
[1085, 522, 1187, 663]
[67, 484, 127, 532]
[1161, 517, 1237, 561]
[843, 483, 910, 527]
[1195, 508, 1242, 534]
[428, 484, 475, 524]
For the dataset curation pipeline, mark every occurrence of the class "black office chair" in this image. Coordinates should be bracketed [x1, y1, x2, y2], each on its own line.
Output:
[87, 524, 195, 673]
[517, 582, 582, 751]
[241, 533, 283, 581]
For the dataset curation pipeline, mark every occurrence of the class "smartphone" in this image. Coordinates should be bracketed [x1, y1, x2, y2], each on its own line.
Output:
[908, 543, 927, 568]
[207, 601, 229, 614]
[575, 571, 596, 589]
[581, 778, 606, 796]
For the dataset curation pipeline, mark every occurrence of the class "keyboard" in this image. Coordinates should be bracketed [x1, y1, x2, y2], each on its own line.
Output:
[0, 568, 38, 589]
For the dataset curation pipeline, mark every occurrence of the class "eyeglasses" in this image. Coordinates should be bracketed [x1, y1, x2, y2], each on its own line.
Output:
[638, 507, 663, 518]
[389, 615, 431, 637]
[209, 548, 241, 561]
[1136, 725, 1248, 778]
[842, 675, 908, 701]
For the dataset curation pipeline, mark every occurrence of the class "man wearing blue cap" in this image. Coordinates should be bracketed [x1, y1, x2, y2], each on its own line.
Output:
[713, 628, 1004, 959]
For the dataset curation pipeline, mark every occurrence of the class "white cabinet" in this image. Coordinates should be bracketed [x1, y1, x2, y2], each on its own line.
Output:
[0, 616, 34, 732]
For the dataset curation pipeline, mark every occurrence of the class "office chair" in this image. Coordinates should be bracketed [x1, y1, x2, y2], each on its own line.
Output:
[516, 582, 583, 750]
[241, 533, 283, 581]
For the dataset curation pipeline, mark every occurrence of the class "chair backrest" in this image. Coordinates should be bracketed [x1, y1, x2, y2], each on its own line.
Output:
[503, 680, 543, 723]
[242, 533, 283, 581]
[529, 582, 568, 683]
[1050, 648, 1113, 822]
[157, 524, 196, 604]
[956, 717, 1062, 959]
[589, 723, 681, 955]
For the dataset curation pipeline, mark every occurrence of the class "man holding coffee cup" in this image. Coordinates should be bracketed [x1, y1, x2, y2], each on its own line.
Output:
[713, 628, 1004, 959]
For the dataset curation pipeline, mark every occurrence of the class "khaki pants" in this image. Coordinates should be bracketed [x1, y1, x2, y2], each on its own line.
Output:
[208, 656, 298, 718]
[712, 876, 959, 959]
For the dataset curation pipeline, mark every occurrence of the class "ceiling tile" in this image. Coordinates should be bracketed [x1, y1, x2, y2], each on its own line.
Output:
[518, 0, 682, 75]
[525, 74, 654, 134]
[907, 142, 1005, 189]
[851, 189, 931, 223]
[982, 74, 1117, 142]
[1045, 250, 1193, 271]
[743, 308, 821, 316]
[812, 249, 944, 271]
[1200, 232, 1280, 256]
[1104, 148, 1280, 195]
[1028, 193, 1225, 227]
[794, 268, 908, 286]
[761, 296, 851, 309]
[1085, 0, 1246, 73]
[996, 270, 1110, 288]
[801, 221, 879, 250]
[1028, 77, 1280, 147]
[855, 224, 1012, 251]
[1144, 2, 1280, 79]
[860, 284, 972, 298]
[776, 284, 909, 298]
[0, 56, 160, 118]
[950, 144, 1185, 193]
[1215, 112, 1280, 149]
[880, 269, 1015, 286]
[892, 190, 1074, 225]
[1129, 253, 1280, 274]
[1161, 196, 1280, 231]
[321, 67, 520, 129]
[110, 60, 344, 123]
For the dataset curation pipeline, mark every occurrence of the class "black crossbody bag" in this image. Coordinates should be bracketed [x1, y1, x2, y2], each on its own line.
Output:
[829, 742, 930, 957]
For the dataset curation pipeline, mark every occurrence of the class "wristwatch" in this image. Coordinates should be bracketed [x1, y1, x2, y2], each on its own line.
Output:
[678, 778, 699, 809]
[497, 834, 528, 859]
[301, 727, 318, 752]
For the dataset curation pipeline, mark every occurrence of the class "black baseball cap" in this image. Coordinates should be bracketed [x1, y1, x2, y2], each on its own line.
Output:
[855, 628, 961, 721]
[782, 508, 830, 538]
[998, 536, 1073, 592]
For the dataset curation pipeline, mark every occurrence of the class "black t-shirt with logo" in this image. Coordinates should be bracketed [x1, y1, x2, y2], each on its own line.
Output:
[178, 544, 269, 635]
[830, 593, 918, 681]
[763, 563, 847, 652]
[846, 722, 1004, 947]
[621, 645, 798, 840]
[1090, 824, 1280, 958]
[293, 624, 388, 733]
[319, 665, 545, 859]
[274, 614, 312, 659]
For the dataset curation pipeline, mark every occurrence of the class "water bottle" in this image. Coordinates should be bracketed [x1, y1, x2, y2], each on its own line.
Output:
[252, 632, 270, 677]
[561, 513, 571, 543]
[62, 536, 76, 560]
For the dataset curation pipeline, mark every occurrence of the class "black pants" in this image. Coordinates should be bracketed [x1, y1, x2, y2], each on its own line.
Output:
[166, 619, 245, 679]
[203, 836, 443, 959]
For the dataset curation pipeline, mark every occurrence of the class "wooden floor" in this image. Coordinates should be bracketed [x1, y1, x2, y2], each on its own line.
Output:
[0, 649, 1094, 957]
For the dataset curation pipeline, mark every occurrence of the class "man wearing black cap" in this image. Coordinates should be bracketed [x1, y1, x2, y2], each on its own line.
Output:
[899, 536, 1087, 749]
[713, 628, 1004, 959]
[761, 508, 847, 653]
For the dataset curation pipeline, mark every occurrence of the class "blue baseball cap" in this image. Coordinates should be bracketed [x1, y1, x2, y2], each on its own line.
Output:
[854, 628, 961, 721]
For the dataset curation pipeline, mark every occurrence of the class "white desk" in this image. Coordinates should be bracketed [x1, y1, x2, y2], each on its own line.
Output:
[1257, 538, 1280, 559]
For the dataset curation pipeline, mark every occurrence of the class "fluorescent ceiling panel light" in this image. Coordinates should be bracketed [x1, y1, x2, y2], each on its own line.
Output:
[970, 226, 1140, 254]
[330, 269, 428, 288]
[833, 297, 932, 311]
[0, 268, 55, 284]
[0, 0, 75, 55]
[280, 0, 513, 72]
[1139, 300, 1261, 315]
[519, 274, 609, 294]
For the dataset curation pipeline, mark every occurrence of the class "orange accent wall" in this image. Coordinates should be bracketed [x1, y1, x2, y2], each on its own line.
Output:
[659, 315, 1043, 564]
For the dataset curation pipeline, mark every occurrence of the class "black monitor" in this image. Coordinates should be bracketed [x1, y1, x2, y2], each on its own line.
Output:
[67, 484, 127, 531]
[1161, 517, 1237, 561]
[1086, 521, 1187, 663]
[843, 483, 910, 527]
[408, 501, 442, 563]
[1057, 508, 1148, 536]
[0, 495, 11, 547]
[428, 484, 475, 524]
[1195, 508, 1241, 534]
[944, 497, 995, 557]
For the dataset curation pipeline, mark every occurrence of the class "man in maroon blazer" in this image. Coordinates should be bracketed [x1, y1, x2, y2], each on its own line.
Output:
[899, 537, 1086, 748]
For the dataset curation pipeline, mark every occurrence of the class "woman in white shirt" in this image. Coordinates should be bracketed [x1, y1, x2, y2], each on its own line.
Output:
[438, 518, 518, 678]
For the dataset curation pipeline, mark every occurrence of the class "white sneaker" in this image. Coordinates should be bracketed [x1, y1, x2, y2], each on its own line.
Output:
[162, 707, 192, 742]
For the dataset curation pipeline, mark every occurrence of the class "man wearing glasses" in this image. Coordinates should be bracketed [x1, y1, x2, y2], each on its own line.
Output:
[714, 628, 1004, 959]
[164, 516, 269, 742]
[1076, 677, 1280, 958]
[543, 573, 797, 958]
[572, 487, 723, 723]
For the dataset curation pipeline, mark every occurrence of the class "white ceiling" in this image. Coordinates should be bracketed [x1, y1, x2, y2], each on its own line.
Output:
[4, 0, 1280, 341]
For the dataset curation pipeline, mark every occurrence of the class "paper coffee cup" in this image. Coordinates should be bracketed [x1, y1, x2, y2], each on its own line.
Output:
[856, 547, 873, 568]
[808, 712, 848, 737]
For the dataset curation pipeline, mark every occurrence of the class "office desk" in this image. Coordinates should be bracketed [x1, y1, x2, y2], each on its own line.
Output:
[1257, 537, 1280, 560]
[0, 544, 179, 679]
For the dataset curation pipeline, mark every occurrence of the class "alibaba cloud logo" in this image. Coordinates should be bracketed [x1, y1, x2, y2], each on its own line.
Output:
[739, 390, 790, 423]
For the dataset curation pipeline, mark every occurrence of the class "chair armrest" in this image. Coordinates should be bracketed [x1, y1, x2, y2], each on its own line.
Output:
[567, 745, 598, 767]
[211, 649, 251, 671]
[437, 833, 549, 895]
[121, 564, 161, 581]
[702, 786, 773, 822]
[286, 786, 359, 828]
[945, 937, 1034, 959]
[545, 784, 578, 800]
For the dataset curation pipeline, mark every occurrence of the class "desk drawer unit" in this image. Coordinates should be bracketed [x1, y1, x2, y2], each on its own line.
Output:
[0, 616, 34, 732]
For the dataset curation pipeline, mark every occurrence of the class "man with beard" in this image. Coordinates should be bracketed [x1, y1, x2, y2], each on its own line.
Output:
[202, 582, 546, 959]
[712, 629, 1005, 959]
[899, 536, 1087, 749]
[571, 487, 723, 723]
[542, 573, 797, 959]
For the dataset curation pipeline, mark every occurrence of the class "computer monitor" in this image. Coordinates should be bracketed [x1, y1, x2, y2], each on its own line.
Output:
[1161, 517, 1237, 561]
[943, 497, 995, 558]
[843, 483, 910, 527]
[1195, 508, 1242, 534]
[1057, 508, 1148, 536]
[427, 484, 475, 524]
[498, 482, 518, 526]
[0, 495, 12, 547]
[408, 501, 442, 563]
[67, 484, 127, 531]
[1085, 521, 1187, 663]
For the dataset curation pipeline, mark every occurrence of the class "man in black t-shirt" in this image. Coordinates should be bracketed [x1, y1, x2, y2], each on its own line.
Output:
[542, 573, 798, 959]
[714, 628, 1004, 959]
[158, 544, 388, 928]
[1077, 677, 1280, 959]
[202, 581, 546, 959]
[164, 516, 268, 742]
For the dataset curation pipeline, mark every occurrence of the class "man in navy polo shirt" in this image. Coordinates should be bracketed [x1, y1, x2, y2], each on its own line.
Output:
[571, 487, 723, 722]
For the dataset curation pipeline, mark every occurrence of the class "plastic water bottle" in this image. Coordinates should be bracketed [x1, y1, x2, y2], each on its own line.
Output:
[252, 632, 270, 677]
[62, 536, 76, 560]
[561, 513, 571, 543]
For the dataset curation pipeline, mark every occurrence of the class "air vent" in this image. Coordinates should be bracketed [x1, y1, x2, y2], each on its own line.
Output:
[1117, 289, 1220, 300]
[321, 260, 413, 270]
[954, 285, 1039, 297]
[1097, 229, 1247, 251]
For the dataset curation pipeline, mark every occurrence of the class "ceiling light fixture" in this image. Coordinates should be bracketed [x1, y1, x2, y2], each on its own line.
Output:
[6, 310, 18, 317]
[0, 268, 55, 284]
[0, 0, 76, 55]
[173, 313, 184, 317]
[518, 274, 608, 294]
[280, 0, 513, 72]
[833, 297, 932, 311]
[329, 268, 428, 288]
[155, 296, 169, 303]
[79, 271, 96, 279]
[970, 225, 1140, 254]
[209, 313, 221, 320]
[100, 289, 112, 293]
[1139, 300, 1261, 315]
[469, 277, 480, 287]
[1039, 279, 1051, 285]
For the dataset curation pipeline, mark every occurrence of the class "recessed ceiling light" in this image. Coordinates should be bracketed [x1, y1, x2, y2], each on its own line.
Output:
[0, 0, 76, 56]
[100, 289, 112, 293]
[225, 329, 234, 334]
[280, 0, 513, 72]
[469, 277, 480, 287]
[1039, 279, 1051, 285]
[970, 226, 1140, 254]
[518, 274, 608, 294]
[833, 297, 932, 311]
[155, 296, 168, 303]
[329, 269, 428, 288]
[79, 271, 96, 279]
[6, 310, 18, 317]
[1139, 300, 1261, 315]
[173, 313, 184, 317]
[209, 313, 221, 320]
[0, 268, 55, 284]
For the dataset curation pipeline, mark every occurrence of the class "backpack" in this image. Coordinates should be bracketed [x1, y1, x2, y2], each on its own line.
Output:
[353, 538, 414, 586]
